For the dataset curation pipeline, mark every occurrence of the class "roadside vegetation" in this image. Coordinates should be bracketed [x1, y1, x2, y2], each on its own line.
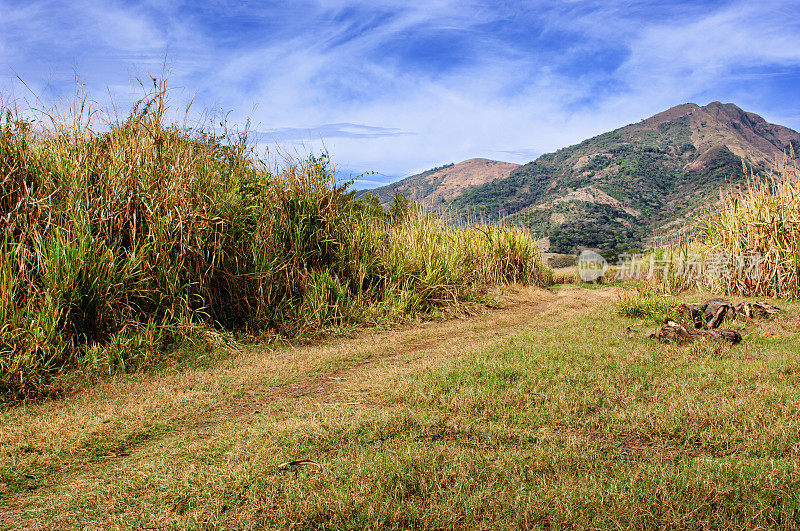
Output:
[615, 285, 678, 322]
[701, 156, 800, 298]
[0, 83, 552, 402]
[610, 154, 800, 299]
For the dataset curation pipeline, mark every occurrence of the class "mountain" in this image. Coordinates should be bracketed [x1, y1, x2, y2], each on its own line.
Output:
[447, 102, 800, 257]
[357, 158, 519, 209]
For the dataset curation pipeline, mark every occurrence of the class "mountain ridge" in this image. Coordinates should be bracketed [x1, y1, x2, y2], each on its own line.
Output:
[356, 158, 519, 209]
[357, 101, 798, 256]
[447, 102, 799, 255]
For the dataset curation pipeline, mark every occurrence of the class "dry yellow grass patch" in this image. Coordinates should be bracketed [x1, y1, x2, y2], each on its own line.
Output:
[1, 285, 568, 524]
[5, 284, 794, 529]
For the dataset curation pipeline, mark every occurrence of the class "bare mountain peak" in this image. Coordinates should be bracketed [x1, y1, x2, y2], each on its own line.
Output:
[686, 102, 799, 163]
[358, 158, 519, 208]
[701, 101, 749, 120]
[637, 103, 699, 128]
[461, 157, 496, 165]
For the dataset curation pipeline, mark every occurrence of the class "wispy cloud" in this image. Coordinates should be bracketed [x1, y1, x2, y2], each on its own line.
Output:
[1, 0, 799, 180]
[252, 123, 412, 143]
[497, 149, 542, 161]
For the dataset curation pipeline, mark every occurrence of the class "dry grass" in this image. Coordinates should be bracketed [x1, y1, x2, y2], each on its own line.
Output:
[702, 155, 800, 298]
[0, 285, 558, 524]
[0, 81, 552, 401]
[615, 154, 800, 299]
[3, 285, 798, 528]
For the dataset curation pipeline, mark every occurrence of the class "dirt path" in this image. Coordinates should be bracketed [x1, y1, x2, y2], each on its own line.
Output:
[0, 285, 624, 528]
[204, 284, 621, 420]
[211, 295, 551, 419]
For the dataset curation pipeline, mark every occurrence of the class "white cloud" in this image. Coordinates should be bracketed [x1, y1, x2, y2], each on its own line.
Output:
[617, 2, 800, 95]
[2, 0, 799, 180]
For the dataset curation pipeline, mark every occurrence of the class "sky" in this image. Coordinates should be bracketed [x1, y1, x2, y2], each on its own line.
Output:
[2, 0, 800, 188]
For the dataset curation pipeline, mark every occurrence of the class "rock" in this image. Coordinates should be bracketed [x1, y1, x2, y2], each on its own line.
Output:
[654, 298, 780, 345]
[652, 323, 741, 344]
[707, 305, 728, 329]
[652, 323, 694, 342]
[704, 328, 742, 344]
[672, 299, 734, 328]
[701, 298, 735, 328]
[735, 301, 781, 318]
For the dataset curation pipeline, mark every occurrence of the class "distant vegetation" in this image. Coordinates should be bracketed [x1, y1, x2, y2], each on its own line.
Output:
[453, 126, 749, 257]
[0, 86, 551, 401]
[421, 162, 455, 175]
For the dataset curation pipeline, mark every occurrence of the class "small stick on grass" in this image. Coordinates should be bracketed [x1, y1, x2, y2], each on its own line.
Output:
[278, 459, 323, 470]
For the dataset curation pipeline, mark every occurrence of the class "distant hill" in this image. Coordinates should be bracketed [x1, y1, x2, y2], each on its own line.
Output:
[447, 102, 800, 256]
[356, 158, 519, 209]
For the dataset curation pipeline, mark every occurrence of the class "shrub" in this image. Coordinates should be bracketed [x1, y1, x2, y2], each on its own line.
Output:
[615, 286, 677, 322]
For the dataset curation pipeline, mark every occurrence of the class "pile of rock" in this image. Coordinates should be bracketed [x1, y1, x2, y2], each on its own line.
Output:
[652, 299, 780, 345]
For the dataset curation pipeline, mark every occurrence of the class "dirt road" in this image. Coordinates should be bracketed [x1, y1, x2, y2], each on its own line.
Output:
[0, 285, 625, 528]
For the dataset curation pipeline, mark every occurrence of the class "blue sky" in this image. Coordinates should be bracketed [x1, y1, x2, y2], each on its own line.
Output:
[2, 0, 800, 188]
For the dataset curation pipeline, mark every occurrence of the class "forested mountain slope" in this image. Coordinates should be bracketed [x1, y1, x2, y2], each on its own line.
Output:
[449, 102, 799, 255]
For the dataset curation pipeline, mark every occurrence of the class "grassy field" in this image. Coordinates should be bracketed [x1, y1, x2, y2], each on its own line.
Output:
[2, 284, 799, 529]
[2, 84, 799, 529]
